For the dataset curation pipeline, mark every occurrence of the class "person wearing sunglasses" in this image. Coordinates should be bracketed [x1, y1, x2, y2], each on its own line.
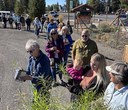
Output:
[72, 29, 98, 68]
[20, 39, 52, 94]
[45, 29, 65, 86]
[104, 62, 128, 110]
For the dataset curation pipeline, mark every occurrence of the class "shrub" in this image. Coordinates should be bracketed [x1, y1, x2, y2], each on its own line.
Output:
[21, 64, 107, 110]
[98, 23, 117, 33]
[69, 91, 107, 110]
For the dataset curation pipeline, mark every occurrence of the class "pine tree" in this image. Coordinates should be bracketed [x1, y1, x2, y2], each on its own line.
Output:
[0, 0, 4, 10]
[14, 0, 24, 15]
[111, 0, 120, 12]
[28, 0, 46, 19]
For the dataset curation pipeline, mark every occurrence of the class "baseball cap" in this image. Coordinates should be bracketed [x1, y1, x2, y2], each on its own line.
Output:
[106, 65, 122, 75]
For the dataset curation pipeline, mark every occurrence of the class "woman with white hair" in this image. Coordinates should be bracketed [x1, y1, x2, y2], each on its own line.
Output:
[33, 17, 42, 38]
[104, 62, 128, 110]
[20, 39, 52, 93]
[59, 26, 73, 65]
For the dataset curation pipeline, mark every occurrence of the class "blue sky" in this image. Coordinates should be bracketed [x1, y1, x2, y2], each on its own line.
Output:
[46, 0, 87, 6]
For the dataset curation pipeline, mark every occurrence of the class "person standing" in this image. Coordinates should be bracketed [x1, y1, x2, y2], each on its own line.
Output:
[26, 16, 31, 31]
[72, 29, 98, 67]
[66, 21, 73, 35]
[47, 18, 57, 38]
[43, 17, 49, 32]
[45, 29, 65, 86]
[20, 39, 52, 94]
[20, 15, 25, 30]
[40, 15, 46, 32]
[33, 17, 42, 38]
[8, 15, 13, 29]
[2, 14, 7, 28]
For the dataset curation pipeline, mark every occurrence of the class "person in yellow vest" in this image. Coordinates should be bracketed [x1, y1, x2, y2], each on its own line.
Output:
[72, 29, 98, 67]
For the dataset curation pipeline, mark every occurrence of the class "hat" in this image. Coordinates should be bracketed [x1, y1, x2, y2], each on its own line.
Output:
[106, 65, 121, 75]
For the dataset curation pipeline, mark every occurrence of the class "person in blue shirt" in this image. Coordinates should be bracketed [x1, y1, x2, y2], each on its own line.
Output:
[47, 18, 57, 38]
[20, 39, 52, 93]
[104, 62, 128, 110]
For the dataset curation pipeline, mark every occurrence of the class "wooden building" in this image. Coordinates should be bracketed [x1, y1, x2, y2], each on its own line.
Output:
[71, 4, 94, 31]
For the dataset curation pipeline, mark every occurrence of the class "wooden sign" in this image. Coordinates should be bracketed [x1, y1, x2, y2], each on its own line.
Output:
[123, 45, 128, 63]
[78, 15, 91, 24]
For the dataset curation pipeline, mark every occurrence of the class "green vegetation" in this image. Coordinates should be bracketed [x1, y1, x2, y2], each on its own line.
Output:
[28, 0, 46, 19]
[1, 0, 128, 16]
[22, 87, 107, 110]
[14, 0, 24, 15]
[98, 23, 117, 33]
[21, 63, 107, 110]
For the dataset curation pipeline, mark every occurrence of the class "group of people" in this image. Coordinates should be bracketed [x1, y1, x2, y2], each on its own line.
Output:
[18, 24, 128, 109]
[33, 16, 73, 39]
[1, 14, 31, 30]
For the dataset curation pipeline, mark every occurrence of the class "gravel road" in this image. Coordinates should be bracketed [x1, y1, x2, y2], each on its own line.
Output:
[0, 28, 122, 110]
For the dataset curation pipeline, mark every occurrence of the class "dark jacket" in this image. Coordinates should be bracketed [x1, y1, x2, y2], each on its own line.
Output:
[45, 36, 64, 60]
[26, 50, 52, 84]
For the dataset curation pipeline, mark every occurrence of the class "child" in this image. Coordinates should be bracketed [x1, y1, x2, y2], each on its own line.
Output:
[66, 58, 84, 86]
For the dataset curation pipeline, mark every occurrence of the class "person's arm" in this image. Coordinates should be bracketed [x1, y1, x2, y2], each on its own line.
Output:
[93, 41, 98, 53]
[47, 23, 50, 33]
[67, 35, 73, 46]
[69, 25, 73, 34]
[66, 67, 82, 80]
[39, 55, 51, 76]
[26, 56, 32, 75]
[45, 41, 52, 52]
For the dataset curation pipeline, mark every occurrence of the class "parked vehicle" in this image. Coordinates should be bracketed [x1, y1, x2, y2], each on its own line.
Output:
[0, 11, 10, 21]
[44, 14, 48, 18]
[49, 11, 59, 17]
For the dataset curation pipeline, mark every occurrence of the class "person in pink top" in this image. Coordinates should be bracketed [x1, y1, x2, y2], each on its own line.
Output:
[66, 58, 84, 86]
[68, 53, 110, 97]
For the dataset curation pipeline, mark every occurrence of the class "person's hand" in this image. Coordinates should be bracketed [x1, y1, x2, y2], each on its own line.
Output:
[82, 76, 84, 79]
[51, 47, 57, 51]
[18, 67, 24, 71]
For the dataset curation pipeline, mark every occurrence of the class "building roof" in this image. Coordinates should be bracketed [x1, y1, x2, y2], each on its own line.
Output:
[71, 4, 94, 12]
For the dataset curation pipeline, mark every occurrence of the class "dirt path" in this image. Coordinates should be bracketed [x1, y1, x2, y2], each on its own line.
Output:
[0, 28, 122, 110]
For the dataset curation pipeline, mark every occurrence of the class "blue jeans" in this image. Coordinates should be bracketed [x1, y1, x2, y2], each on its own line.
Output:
[51, 58, 62, 81]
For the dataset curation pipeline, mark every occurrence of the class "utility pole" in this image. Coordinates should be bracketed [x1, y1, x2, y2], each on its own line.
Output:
[105, 0, 109, 22]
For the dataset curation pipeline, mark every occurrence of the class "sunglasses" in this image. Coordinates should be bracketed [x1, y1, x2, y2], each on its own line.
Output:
[27, 48, 35, 53]
[82, 35, 88, 38]
[51, 33, 56, 35]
